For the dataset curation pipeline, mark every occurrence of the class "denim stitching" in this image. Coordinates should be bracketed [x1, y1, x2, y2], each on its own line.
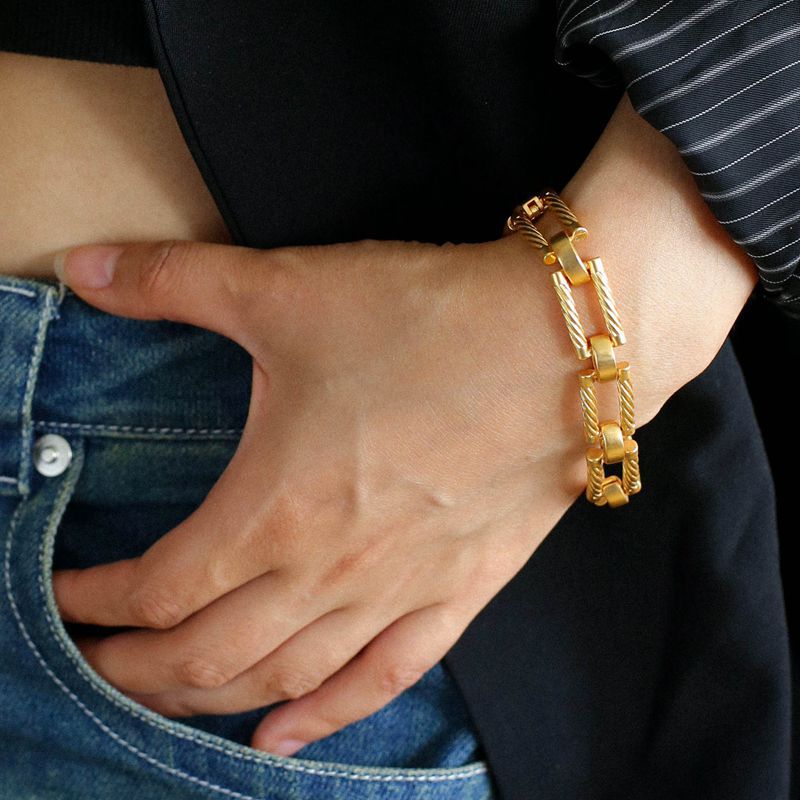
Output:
[0, 284, 37, 298]
[7, 458, 487, 787]
[18, 290, 57, 495]
[48, 281, 68, 321]
[6, 516, 277, 800]
[6, 497, 353, 799]
[33, 421, 244, 438]
[0, 476, 18, 485]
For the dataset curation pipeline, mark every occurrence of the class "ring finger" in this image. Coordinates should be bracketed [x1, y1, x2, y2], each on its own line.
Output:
[126, 604, 392, 717]
[77, 568, 330, 694]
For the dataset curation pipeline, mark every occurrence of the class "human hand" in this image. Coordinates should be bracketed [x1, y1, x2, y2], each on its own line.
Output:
[51, 227, 587, 757]
[51, 93, 756, 758]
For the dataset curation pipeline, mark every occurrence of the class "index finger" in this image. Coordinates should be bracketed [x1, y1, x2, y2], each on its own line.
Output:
[52, 454, 284, 629]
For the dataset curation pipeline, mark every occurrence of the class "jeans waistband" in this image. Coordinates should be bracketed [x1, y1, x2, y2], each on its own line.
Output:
[0, 273, 250, 497]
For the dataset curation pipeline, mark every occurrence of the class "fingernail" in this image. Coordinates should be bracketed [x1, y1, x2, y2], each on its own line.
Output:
[268, 738, 307, 757]
[53, 245, 123, 289]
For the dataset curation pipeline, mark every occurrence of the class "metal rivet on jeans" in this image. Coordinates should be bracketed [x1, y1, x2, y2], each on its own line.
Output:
[33, 434, 73, 477]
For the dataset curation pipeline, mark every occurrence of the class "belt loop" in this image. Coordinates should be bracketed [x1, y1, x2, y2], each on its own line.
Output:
[0, 280, 60, 497]
[50, 280, 69, 321]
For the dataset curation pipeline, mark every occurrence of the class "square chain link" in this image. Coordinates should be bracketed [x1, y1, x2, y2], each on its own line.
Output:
[505, 191, 641, 507]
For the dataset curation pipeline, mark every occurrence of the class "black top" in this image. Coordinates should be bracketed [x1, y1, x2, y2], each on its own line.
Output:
[0, 0, 154, 66]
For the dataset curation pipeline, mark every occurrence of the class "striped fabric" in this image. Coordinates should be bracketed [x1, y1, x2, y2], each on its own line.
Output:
[555, 0, 800, 316]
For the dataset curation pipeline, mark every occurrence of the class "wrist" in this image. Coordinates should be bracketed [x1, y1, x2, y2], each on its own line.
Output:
[558, 95, 756, 424]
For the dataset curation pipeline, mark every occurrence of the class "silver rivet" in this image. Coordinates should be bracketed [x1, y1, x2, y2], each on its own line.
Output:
[33, 434, 73, 477]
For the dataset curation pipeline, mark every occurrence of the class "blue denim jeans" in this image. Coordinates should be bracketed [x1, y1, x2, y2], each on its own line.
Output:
[0, 275, 494, 799]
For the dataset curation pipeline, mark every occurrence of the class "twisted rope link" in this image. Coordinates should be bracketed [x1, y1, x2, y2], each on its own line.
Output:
[588, 259, 626, 346]
[586, 449, 606, 504]
[505, 190, 641, 507]
[578, 372, 600, 442]
[542, 191, 583, 233]
[617, 365, 636, 437]
[623, 443, 641, 494]
[552, 273, 591, 359]
[507, 215, 550, 251]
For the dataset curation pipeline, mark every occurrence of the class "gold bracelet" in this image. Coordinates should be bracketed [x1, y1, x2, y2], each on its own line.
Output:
[503, 190, 641, 508]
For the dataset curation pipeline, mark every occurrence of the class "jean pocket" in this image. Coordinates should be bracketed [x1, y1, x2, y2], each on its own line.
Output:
[3, 435, 493, 800]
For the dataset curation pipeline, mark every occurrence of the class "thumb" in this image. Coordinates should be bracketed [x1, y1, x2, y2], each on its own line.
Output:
[53, 239, 291, 348]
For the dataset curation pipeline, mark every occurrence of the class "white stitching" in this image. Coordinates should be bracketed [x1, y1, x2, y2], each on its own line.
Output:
[679, 87, 800, 156]
[5, 497, 297, 800]
[702, 150, 800, 202]
[718, 184, 800, 225]
[4, 462, 488, 788]
[590, 0, 672, 44]
[0, 284, 37, 298]
[5, 573, 277, 798]
[750, 234, 800, 261]
[691, 122, 800, 177]
[611, 0, 732, 60]
[760, 254, 800, 278]
[757, 272, 800, 286]
[557, 0, 603, 38]
[0, 476, 18, 485]
[629, 2, 797, 94]
[734, 207, 800, 246]
[559, 0, 637, 47]
[33, 421, 244, 437]
[661, 58, 800, 133]
[637, 8, 798, 97]
[19, 290, 56, 494]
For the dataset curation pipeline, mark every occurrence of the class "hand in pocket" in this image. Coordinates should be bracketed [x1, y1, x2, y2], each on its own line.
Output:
[51, 234, 575, 757]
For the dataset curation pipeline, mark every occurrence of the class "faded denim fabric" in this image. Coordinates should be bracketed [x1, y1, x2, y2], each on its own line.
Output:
[0, 275, 494, 800]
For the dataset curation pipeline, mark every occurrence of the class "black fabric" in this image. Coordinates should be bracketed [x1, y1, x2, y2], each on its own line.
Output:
[137, 3, 793, 797]
[140, 0, 616, 250]
[0, 0, 154, 67]
[731, 295, 800, 798]
[447, 343, 790, 800]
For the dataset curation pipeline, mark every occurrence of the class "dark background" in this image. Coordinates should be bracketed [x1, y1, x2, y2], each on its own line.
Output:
[731, 298, 796, 793]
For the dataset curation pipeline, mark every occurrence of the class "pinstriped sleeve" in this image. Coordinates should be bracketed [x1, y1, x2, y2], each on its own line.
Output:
[555, 0, 800, 315]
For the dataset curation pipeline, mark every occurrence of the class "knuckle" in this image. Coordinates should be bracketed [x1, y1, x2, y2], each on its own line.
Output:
[175, 656, 234, 690]
[316, 545, 375, 592]
[137, 240, 191, 301]
[129, 588, 186, 630]
[246, 248, 304, 308]
[379, 662, 428, 698]
[269, 668, 323, 701]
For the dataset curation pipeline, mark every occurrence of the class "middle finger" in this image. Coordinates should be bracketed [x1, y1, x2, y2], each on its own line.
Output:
[128, 603, 389, 717]
[79, 568, 329, 694]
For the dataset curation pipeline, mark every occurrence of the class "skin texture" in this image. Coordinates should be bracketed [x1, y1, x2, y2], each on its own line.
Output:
[0, 52, 228, 277]
[51, 92, 757, 757]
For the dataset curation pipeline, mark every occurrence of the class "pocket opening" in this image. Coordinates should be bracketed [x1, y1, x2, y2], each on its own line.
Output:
[5, 434, 493, 798]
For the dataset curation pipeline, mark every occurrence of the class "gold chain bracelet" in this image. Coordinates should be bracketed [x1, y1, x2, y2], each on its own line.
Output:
[503, 190, 641, 508]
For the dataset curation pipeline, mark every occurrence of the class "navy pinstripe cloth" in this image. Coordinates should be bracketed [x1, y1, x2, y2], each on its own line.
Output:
[555, 0, 800, 316]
